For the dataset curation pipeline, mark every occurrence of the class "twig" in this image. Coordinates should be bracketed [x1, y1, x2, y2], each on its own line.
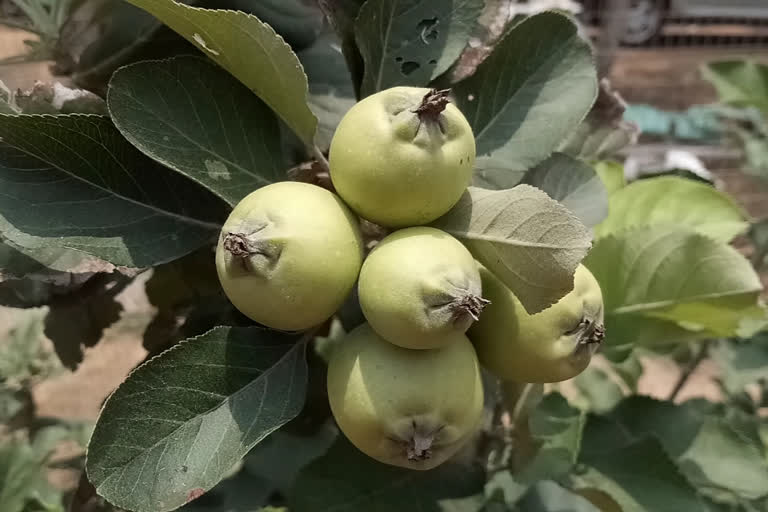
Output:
[668, 341, 712, 402]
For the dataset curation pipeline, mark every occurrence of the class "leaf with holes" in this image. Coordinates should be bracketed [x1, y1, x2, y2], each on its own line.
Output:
[433, 185, 592, 314]
[108, 56, 285, 206]
[288, 436, 484, 511]
[584, 226, 767, 348]
[125, 0, 317, 145]
[522, 153, 609, 229]
[454, 12, 597, 174]
[86, 326, 308, 512]
[355, 0, 484, 97]
[0, 115, 227, 268]
[595, 176, 748, 244]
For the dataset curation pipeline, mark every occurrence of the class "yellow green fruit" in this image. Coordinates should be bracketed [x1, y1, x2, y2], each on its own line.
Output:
[327, 323, 484, 470]
[468, 264, 604, 383]
[215, 182, 363, 331]
[358, 227, 487, 350]
[329, 87, 475, 227]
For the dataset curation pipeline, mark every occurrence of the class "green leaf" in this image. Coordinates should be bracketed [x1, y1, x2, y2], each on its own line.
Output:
[316, 0, 367, 97]
[454, 12, 597, 173]
[515, 481, 600, 512]
[584, 227, 766, 347]
[579, 423, 708, 512]
[0, 114, 226, 268]
[125, 0, 317, 145]
[607, 397, 768, 504]
[242, 0, 324, 51]
[244, 425, 337, 495]
[573, 367, 624, 413]
[517, 393, 585, 483]
[0, 309, 59, 384]
[298, 31, 356, 150]
[108, 56, 285, 206]
[711, 335, 768, 394]
[86, 326, 308, 512]
[179, 466, 272, 512]
[595, 176, 748, 244]
[593, 161, 626, 196]
[433, 185, 592, 314]
[289, 436, 484, 512]
[355, 0, 483, 97]
[0, 438, 64, 512]
[521, 153, 609, 229]
[701, 60, 768, 113]
[559, 80, 639, 161]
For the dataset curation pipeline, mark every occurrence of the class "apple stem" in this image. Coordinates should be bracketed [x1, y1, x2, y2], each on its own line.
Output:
[413, 88, 451, 122]
[451, 294, 491, 323]
[407, 432, 434, 461]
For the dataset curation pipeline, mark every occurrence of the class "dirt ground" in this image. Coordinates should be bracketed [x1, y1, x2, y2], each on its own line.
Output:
[1, 26, 767, 495]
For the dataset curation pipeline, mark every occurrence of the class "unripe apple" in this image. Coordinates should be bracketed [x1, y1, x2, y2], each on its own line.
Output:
[329, 87, 475, 227]
[327, 323, 484, 470]
[215, 182, 363, 331]
[468, 264, 604, 383]
[358, 227, 488, 350]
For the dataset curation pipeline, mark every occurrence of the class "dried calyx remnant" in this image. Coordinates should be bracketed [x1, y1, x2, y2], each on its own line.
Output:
[402, 422, 445, 461]
[570, 317, 605, 347]
[450, 294, 491, 324]
[412, 88, 451, 122]
[222, 230, 278, 271]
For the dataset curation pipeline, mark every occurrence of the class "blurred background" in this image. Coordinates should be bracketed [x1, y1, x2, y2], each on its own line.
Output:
[1, 0, 767, 510]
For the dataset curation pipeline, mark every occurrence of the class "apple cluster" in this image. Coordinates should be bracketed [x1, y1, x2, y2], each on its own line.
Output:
[215, 87, 605, 471]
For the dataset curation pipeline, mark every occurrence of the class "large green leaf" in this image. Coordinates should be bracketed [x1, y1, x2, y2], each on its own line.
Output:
[355, 0, 483, 97]
[711, 335, 768, 394]
[595, 176, 748, 243]
[316, 0, 367, 97]
[516, 393, 586, 484]
[701, 60, 768, 113]
[584, 227, 766, 347]
[521, 153, 609, 229]
[125, 0, 317, 145]
[607, 397, 768, 504]
[108, 56, 285, 206]
[559, 79, 639, 161]
[298, 31, 356, 150]
[288, 436, 484, 511]
[577, 435, 708, 512]
[0, 114, 226, 267]
[433, 185, 592, 314]
[86, 327, 308, 512]
[454, 12, 597, 174]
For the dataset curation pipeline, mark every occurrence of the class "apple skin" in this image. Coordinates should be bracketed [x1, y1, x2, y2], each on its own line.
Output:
[216, 182, 363, 331]
[358, 227, 487, 350]
[468, 264, 605, 383]
[329, 87, 475, 228]
[327, 323, 484, 470]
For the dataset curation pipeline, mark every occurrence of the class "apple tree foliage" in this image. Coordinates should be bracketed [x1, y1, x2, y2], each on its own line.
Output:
[1, 1, 767, 511]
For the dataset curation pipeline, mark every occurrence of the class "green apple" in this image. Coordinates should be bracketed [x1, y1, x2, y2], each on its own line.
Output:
[358, 227, 488, 350]
[216, 182, 363, 331]
[468, 264, 604, 383]
[327, 323, 484, 470]
[329, 87, 475, 228]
